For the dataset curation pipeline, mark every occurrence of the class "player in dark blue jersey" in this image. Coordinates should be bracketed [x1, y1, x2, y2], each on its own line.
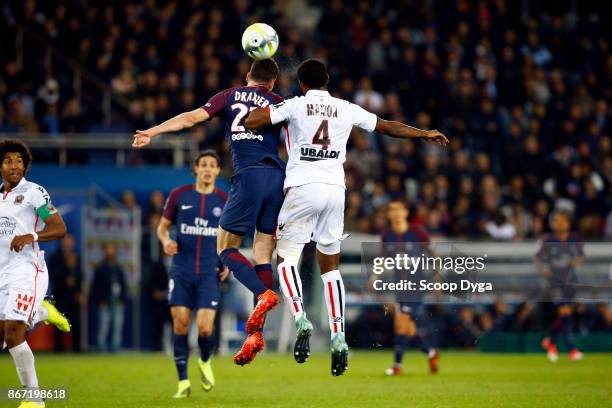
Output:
[157, 150, 228, 398]
[381, 200, 439, 376]
[133, 59, 283, 366]
[535, 210, 585, 363]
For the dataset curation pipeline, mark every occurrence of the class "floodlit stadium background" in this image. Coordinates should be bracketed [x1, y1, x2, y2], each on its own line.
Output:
[0, 0, 610, 355]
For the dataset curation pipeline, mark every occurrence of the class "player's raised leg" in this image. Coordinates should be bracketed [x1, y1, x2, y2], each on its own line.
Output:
[39, 298, 71, 332]
[170, 306, 192, 398]
[277, 240, 312, 363]
[318, 250, 349, 377]
[195, 309, 216, 392]
[252, 230, 276, 305]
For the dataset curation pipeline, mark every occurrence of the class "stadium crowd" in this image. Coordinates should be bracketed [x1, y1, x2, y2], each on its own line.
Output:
[1, 0, 611, 240]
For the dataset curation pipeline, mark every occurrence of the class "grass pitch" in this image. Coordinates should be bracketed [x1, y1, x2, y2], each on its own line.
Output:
[1, 351, 610, 407]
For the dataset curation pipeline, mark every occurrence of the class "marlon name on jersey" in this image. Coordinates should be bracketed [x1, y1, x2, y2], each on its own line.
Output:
[306, 103, 338, 118]
[180, 217, 218, 237]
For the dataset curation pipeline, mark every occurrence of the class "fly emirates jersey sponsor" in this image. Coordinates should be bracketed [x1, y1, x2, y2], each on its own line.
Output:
[269, 90, 378, 190]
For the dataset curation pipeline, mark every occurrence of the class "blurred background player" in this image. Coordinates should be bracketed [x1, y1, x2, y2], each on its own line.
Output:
[381, 200, 439, 376]
[0, 139, 67, 408]
[132, 59, 286, 366]
[536, 210, 585, 363]
[246, 59, 448, 376]
[91, 242, 127, 352]
[157, 150, 228, 398]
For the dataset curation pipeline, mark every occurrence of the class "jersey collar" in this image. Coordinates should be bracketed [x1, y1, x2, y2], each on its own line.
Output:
[306, 89, 330, 96]
[0, 177, 26, 193]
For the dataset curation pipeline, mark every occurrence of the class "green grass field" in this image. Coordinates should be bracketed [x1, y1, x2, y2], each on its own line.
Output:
[1, 351, 611, 407]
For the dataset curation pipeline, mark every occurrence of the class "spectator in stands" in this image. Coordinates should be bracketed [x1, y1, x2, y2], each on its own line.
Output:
[49, 234, 83, 352]
[91, 242, 127, 352]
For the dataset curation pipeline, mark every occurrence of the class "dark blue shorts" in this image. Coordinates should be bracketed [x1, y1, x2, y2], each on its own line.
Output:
[220, 166, 285, 236]
[168, 273, 221, 310]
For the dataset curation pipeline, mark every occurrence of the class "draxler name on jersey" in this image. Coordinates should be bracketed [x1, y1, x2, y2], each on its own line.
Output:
[180, 217, 218, 237]
[233, 91, 271, 108]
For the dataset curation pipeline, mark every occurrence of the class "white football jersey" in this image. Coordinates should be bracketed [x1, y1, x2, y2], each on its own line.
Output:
[0, 178, 56, 272]
[270, 89, 377, 189]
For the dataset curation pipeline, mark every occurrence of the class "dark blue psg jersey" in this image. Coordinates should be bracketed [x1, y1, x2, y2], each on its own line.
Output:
[536, 233, 584, 285]
[163, 185, 228, 275]
[201, 85, 286, 174]
[381, 225, 431, 278]
[381, 225, 431, 254]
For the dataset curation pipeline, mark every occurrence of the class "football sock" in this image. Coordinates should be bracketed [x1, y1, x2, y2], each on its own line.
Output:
[37, 305, 49, 322]
[173, 334, 189, 381]
[9, 341, 40, 397]
[393, 335, 408, 365]
[254, 264, 274, 307]
[412, 333, 432, 354]
[549, 317, 561, 344]
[560, 316, 576, 350]
[220, 248, 267, 297]
[198, 334, 215, 362]
[321, 270, 345, 338]
[278, 262, 304, 319]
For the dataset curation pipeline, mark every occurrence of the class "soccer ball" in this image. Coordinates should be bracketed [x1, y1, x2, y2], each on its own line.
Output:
[241, 23, 279, 60]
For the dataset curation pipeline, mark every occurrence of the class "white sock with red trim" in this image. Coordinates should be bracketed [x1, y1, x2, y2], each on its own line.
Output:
[37, 305, 49, 322]
[278, 262, 304, 320]
[9, 341, 39, 390]
[321, 270, 345, 338]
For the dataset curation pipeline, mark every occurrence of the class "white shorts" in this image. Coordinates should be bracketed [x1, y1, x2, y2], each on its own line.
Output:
[277, 183, 345, 255]
[0, 258, 48, 327]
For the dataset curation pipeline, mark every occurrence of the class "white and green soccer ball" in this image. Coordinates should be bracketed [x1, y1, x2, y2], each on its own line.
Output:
[241, 23, 279, 60]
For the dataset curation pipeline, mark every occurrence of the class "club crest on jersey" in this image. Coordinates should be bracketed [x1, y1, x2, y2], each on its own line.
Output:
[213, 207, 222, 217]
[14, 195, 24, 204]
[300, 147, 340, 161]
[16, 293, 34, 312]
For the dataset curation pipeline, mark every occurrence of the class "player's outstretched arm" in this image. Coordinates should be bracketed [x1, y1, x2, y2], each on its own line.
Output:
[132, 108, 210, 148]
[244, 107, 271, 130]
[375, 118, 449, 146]
[10, 213, 67, 252]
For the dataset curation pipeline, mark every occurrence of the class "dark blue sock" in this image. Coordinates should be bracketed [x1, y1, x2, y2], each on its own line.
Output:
[173, 334, 189, 381]
[560, 316, 576, 349]
[198, 335, 215, 362]
[549, 317, 561, 344]
[254, 264, 274, 307]
[412, 333, 432, 354]
[220, 248, 267, 296]
[393, 335, 408, 365]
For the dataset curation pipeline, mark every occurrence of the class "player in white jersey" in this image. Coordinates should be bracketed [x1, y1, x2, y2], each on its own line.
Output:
[1, 140, 68, 408]
[245, 59, 448, 376]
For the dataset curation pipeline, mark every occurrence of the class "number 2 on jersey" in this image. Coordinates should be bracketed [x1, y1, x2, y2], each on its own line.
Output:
[230, 103, 257, 132]
[312, 119, 331, 150]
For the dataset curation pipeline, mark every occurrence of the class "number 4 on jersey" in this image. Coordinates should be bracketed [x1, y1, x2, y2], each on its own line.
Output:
[312, 119, 331, 150]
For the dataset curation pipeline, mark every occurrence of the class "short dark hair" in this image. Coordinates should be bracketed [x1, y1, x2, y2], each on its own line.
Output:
[297, 59, 329, 89]
[249, 59, 279, 83]
[0, 139, 33, 172]
[194, 149, 221, 168]
[388, 199, 409, 210]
